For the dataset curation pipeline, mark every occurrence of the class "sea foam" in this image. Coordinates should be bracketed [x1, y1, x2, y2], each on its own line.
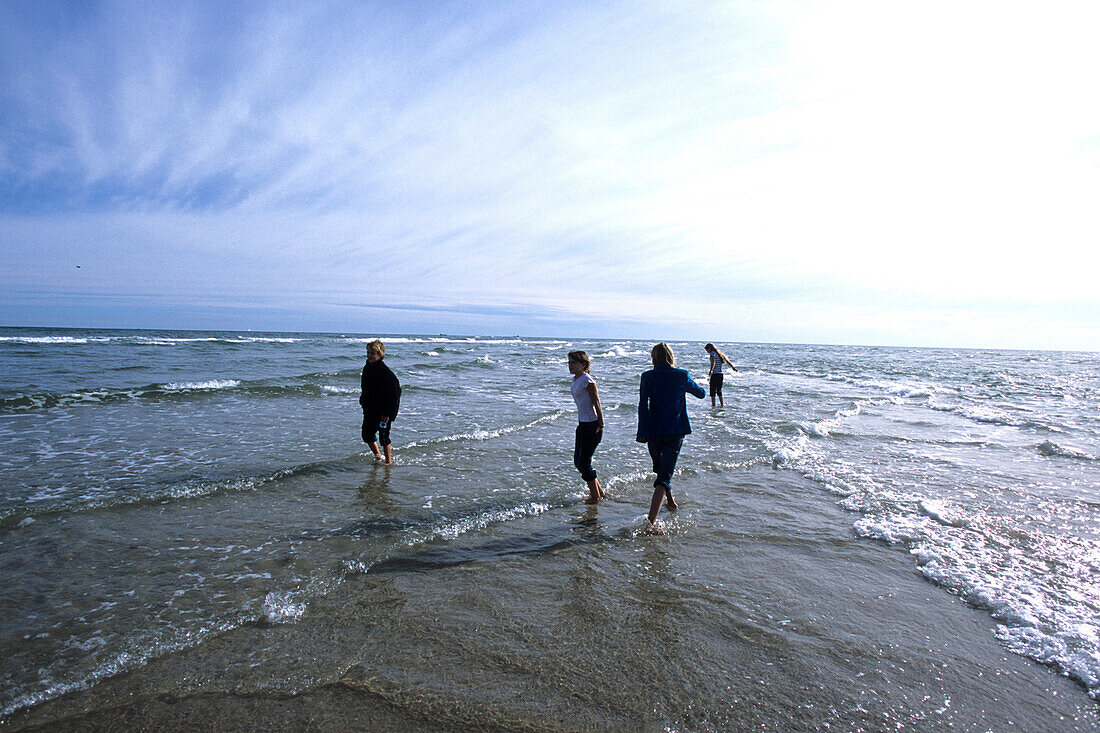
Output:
[164, 379, 241, 391]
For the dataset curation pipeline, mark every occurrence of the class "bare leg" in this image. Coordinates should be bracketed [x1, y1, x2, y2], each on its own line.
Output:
[665, 488, 678, 511]
[383, 444, 393, 465]
[648, 484, 667, 525]
[718, 393, 724, 407]
[368, 441, 382, 461]
[583, 477, 605, 503]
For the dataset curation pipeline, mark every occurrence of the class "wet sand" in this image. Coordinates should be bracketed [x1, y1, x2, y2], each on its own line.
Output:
[7, 468, 1099, 732]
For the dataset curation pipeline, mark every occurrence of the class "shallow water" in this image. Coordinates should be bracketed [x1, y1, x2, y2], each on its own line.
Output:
[1, 328, 1098, 729]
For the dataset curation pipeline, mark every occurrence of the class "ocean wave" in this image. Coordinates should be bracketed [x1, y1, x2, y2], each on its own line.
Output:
[139, 336, 300, 345]
[0, 376, 362, 413]
[345, 336, 532, 346]
[419, 501, 551, 543]
[0, 335, 93, 344]
[0, 571, 324, 718]
[225, 337, 299, 343]
[1037, 440, 1096, 461]
[0, 603, 249, 719]
[797, 402, 867, 439]
[340, 498, 565, 580]
[770, 434, 810, 467]
[403, 410, 567, 448]
[321, 385, 358, 395]
[0, 389, 115, 411]
[918, 499, 968, 527]
[164, 379, 241, 391]
[826, 373, 937, 401]
[596, 344, 648, 359]
[927, 400, 1058, 432]
[0, 462, 327, 527]
[0, 334, 301, 347]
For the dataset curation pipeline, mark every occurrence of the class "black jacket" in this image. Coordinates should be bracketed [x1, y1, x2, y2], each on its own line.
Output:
[360, 359, 401, 419]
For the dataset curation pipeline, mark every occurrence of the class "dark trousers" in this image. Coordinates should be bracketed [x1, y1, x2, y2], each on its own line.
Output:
[362, 415, 393, 447]
[647, 434, 684, 490]
[573, 421, 603, 481]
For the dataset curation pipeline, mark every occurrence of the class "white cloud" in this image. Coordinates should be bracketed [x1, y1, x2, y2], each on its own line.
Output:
[2, 0, 1098, 348]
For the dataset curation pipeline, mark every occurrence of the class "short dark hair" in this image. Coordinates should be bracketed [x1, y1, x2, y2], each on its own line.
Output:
[567, 350, 591, 372]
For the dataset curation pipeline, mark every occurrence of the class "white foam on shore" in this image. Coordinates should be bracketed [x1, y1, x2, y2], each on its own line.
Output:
[771, 388, 1100, 700]
[770, 434, 809, 467]
[857, 508, 1100, 700]
[261, 591, 308, 623]
[919, 499, 968, 527]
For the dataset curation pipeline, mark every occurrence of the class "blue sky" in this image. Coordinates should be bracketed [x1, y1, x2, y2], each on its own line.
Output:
[2, 1, 1098, 349]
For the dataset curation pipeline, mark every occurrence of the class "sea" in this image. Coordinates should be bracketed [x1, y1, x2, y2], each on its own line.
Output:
[0, 327, 1097, 731]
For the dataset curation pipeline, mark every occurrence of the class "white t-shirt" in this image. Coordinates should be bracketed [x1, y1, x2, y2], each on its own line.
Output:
[570, 372, 599, 422]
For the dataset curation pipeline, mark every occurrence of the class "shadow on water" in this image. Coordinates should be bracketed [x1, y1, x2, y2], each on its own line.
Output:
[366, 519, 629, 573]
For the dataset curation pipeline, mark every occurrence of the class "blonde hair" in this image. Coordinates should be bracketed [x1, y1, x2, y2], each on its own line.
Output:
[567, 350, 591, 373]
[367, 339, 385, 357]
[651, 342, 674, 366]
[705, 343, 731, 365]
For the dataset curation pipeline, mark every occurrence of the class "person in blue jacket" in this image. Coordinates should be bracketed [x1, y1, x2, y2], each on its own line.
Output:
[636, 342, 706, 528]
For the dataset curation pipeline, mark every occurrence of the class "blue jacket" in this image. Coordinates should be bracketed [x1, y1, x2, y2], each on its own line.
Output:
[636, 364, 706, 441]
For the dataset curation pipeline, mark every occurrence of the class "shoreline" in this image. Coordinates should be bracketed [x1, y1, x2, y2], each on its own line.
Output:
[7, 469, 1098, 732]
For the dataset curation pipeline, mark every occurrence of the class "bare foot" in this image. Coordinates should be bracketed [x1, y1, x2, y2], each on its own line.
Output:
[582, 495, 599, 504]
[666, 498, 678, 511]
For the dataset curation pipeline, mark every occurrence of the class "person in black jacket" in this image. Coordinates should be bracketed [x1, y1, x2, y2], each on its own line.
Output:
[360, 339, 401, 464]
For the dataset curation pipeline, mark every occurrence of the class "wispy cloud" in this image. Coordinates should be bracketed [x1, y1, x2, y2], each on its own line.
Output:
[2, 1, 1099, 349]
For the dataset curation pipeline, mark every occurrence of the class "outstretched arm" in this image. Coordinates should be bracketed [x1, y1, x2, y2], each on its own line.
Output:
[686, 373, 706, 399]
